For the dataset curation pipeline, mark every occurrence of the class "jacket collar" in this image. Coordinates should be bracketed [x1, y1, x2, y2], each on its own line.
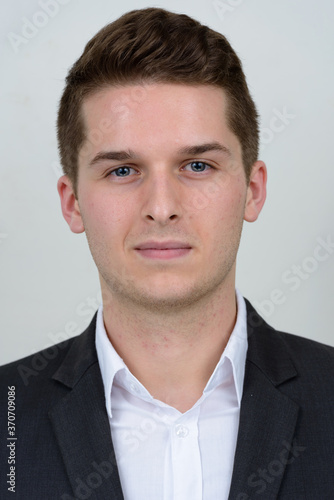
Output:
[245, 298, 298, 386]
[49, 314, 124, 500]
[228, 299, 300, 499]
[52, 314, 99, 388]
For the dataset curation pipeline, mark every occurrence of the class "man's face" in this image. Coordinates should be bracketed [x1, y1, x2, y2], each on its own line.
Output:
[59, 83, 266, 312]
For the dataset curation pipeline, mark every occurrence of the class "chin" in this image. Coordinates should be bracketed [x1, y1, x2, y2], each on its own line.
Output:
[124, 280, 217, 314]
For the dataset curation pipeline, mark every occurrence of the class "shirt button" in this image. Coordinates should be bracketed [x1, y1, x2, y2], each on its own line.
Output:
[175, 424, 189, 438]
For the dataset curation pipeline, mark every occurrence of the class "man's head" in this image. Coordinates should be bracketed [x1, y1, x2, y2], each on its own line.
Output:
[57, 8, 266, 313]
[57, 7, 259, 197]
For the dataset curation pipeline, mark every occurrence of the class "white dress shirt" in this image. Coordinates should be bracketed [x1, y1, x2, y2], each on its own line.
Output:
[95, 289, 248, 500]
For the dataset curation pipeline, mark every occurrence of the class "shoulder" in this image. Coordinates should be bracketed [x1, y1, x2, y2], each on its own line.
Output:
[267, 327, 334, 388]
[0, 313, 98, 401]
[245, 297, 334, 377]
[276, 328, 334, 362]
[0, 336, 75, 388]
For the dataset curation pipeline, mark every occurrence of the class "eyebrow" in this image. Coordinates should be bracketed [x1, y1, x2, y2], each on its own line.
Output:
[177, 142, 231, 157]
[89, 149, 137, 166]
[88, 142, 231, 167]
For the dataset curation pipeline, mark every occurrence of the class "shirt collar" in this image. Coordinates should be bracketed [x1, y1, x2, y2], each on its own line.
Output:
[203, 289, 248, 405]
[95, 289, 248, 418]
[95, 305, 127, 420]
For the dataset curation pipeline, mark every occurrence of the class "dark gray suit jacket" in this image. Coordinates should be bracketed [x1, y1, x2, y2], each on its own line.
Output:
[1, 300, 334, 499]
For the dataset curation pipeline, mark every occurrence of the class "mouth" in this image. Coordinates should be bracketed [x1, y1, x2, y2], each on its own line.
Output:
[134, 240, 192, 260]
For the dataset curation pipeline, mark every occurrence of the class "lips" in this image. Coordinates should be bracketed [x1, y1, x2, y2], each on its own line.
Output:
[135, 240, 192, 250]
[134, 240, 192, 260]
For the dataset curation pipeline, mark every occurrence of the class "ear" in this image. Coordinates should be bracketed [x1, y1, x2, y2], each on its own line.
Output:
[244, 160, 267, 222]
[57, 175, 85, 233]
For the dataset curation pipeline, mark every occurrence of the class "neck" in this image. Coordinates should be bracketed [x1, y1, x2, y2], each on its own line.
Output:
[101, 283, 237, 413]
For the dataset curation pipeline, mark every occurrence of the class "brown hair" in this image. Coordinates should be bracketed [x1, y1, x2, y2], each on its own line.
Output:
[57, 7, 259, 196]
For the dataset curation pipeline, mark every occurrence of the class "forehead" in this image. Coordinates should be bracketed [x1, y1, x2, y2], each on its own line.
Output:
[80, 83, 241, 158]
[82, 82, 227, 124]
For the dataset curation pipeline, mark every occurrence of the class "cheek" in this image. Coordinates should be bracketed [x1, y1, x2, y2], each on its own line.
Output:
[206, 193, 245, 245]
[210, 186, 245, 220]
[80, 194, 131, 235]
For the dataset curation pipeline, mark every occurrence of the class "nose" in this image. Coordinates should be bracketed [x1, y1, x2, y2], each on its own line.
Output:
[141, 170, 182, 225]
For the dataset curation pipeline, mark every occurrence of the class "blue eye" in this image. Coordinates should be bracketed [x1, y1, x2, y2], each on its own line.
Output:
[110, 166, 135, 177]
[185, 161, 211, 173]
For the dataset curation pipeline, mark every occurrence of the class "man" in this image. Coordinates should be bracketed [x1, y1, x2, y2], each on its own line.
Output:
[1, 7, 334, 499]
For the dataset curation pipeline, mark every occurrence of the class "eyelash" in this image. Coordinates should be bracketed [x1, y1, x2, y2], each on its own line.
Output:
[108, 161, 214, 178]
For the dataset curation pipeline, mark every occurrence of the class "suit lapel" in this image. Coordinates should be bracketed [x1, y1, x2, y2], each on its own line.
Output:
[228, 301, 300, 499]
[49, 315, 124, 500]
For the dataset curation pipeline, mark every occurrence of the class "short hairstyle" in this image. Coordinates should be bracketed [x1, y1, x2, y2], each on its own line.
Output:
[57, 7, 259, 196]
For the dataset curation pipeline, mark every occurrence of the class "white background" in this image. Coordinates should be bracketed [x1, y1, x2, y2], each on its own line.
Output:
[1, 0, 333, 364]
